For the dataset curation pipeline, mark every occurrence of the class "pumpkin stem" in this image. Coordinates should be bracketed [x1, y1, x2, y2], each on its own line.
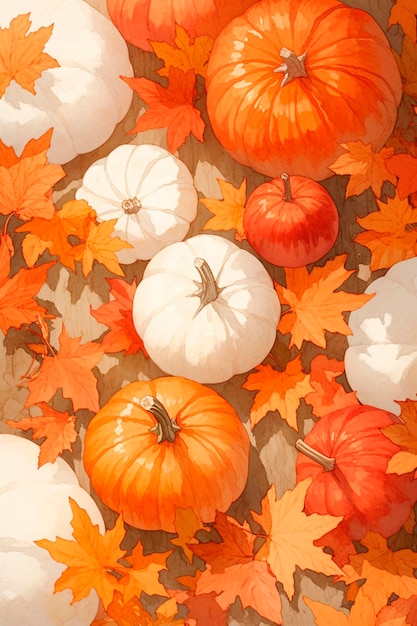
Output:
[274, 48, 308, 86]
[295, 438, 336, 472]
[192, 257, 221, 315]
[122, 197, 141, 214]
[140, 395, 181, 443]
[281, 173, 292, 202]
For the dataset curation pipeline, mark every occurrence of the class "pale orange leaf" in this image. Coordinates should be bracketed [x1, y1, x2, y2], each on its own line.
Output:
[383, 400, 417, 474]
[78, 219, 132, 277]
[201, 178, 246, 242]
[304, 355, 358, 418]
[304, 589, 377, 626]
[151, 24, 213, 78]
[122, 541, 170, 602]
[170, 507, 205, 563]
[393, 36, 417, 100]
[389, 0, 417, 43]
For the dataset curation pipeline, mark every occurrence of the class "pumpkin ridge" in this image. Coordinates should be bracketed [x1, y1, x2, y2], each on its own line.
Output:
[126, 150, 175, 198]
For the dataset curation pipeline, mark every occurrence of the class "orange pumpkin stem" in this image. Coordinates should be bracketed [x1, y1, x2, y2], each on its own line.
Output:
[192, 257, 221, 315]
[274, 47, 308, 86]
[295, 438, 335, 472]
[122, 197, 142, 214]
[140, 395, 181, 443]
[281, 173, 292, 202]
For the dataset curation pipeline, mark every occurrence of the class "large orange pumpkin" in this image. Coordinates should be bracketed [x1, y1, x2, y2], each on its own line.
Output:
[106, 0, 257, 51]
[83, 377, 250, 532]
[206, 0, 402, 181]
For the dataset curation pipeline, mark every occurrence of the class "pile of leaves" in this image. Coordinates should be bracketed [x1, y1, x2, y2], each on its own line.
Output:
[1, 1, 417, 625]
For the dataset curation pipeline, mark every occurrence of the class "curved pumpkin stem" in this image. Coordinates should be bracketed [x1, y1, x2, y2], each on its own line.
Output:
[281, 173, 292, 202]
[274, 48, 308, 86]
[295, 438, 336, 472]
[122, 197, 141, 214]
[140, 395, 181, 443]
[192, 257, 221, 315]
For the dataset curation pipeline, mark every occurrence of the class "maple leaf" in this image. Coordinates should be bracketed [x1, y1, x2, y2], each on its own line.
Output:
[170, 507, 205, 563]
[389, 0, 417, 43]
[386, 153, 417, 199]
[304, 354, 358, 418]
[191, 513, 283, 625]
[303, 589, 377, 626]
[252, 480, 343, 600]
[0, 13, 59, 97]
[275, 255, 373, 349]
[95, 591, 153, 626]
[6, 402, 77, 466]
[36, 499, 127, 609]
[377, 596, 417, 626]
[242, 358, 314, 431]
[24, 325, 105, 413]
[91, 277, 148, 356]
[151, 25, 213, 78]
[340, 532, 417, 614]
[170, 582, 228, 626]
[393, 36, 417, 101]
[329, 141, 396, 198]
[355, 194, 417, 271]
[0, 236, 55, 333]
[0, 130, 65, 221]
[76, 219, 132, 277]
[122, 68, 205, 153]
[383, 400, 417, 474]
[201, 178, 246, 242]
[122, 541, 170, 603]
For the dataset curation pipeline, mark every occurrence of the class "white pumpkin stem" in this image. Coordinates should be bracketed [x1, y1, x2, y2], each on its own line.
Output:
[281, 173, 292, 202]
[122, 197, 141, 214]
[274, 48, 308, 86]
[295, 438, 336, 472]
[193, 257, 220, 314]
[140, 395, 181, 443]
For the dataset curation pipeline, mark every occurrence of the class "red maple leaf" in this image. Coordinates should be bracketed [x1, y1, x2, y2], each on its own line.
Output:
[122, 67, 205, 152]
[386, 153, 417, 199]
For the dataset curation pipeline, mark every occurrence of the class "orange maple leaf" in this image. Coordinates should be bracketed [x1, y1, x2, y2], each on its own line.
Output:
[91, 278, 148, 356]
[383, 400, 417, 475]
[355, 194, 417, 271]
[0, 13, 59, 97]
[377, 596, 417, 626]
[252, 480, 343, 600]
[122, 68, 205, 153]
[0, 236, 54, 333]
[92, 591, 153, 626]
[329, 141, 396, 198]
[201, 178, 246, 242]
[170, 580, 228, 626]
[36, 499, 127, 609]
[242, 358, 314, 430]
[303, 590, 377, 626]
[393, 35, 417, 101]
[6, 402, 77, 466]
[386, 153, 417, 199]
[151, 25, 213, 78]
[191, 513, 283, 625]
[76, 218, 132, 277]
[122, 542, 170, 603]
[24, 325, 105, 413]
[170, 507, 205, 563]
[389, 0, 417, 43]
[304, 355, 358, 418]
[0, 130, 65, 221]
[275, 255, 373, 349]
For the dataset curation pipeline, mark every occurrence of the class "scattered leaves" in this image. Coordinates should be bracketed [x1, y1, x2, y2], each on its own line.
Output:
[389, 0, 417, 43]
[377, 596, 417, 626]
[151, 25, 213, 78]
[201, 178, 246, 241]
[383, 400, 417, 474]
[386, 152, 417, 199]
[77, 218, 132, 277]
[393, 36, 417, 101]
[304, 355, 358, 418]
[304, 590, 377, 626]
[170, 507, 205, 563]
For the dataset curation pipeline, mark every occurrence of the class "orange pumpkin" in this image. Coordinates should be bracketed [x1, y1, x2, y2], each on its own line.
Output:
[83, 377, 250, 532]
[106, 0, 257, 51]
[206, 0, 402, 181]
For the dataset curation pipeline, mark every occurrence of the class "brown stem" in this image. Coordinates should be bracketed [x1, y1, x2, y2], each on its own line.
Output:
[295, 439, 336, 472]
[122, 197, 141, 214]
[281, 173, 292, 202]
[192, 257, 220, 315]
[140, 395, 181, 443]
[274, 47, 308, 86]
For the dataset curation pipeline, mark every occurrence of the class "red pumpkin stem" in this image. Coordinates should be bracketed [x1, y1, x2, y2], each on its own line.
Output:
[281, 173, 292, 202]
[193, 257, 221, 314]
[295, 438, 336, 472]
[274, 48, 308, 86]
[140, 395, 181, 443]
[122, 197, 141, 214]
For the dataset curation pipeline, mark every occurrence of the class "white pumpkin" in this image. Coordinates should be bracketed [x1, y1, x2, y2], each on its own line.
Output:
[132, 234, 281, 383]
[75, 144, 198, 263]
[0, 434, 104, 625]
[345, 257, 417, 415]
[0, 0, 133, 164]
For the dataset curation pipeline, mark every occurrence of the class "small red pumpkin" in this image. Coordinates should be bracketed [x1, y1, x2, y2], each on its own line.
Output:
[243, 173, 339, 267]
[106, 0, 257, 51]
[83, 376, 250, 532]
[295, 405, 417, 562]
[206, 0, 402, 180]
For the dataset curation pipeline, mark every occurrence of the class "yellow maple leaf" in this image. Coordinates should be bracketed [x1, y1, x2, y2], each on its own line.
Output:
[201, 178, 246, 241]
[383, 400, 417, 474]
[242, 358, 314, 430]
[303, 589, 377, 626]
[329, 141, 396, 198]
[389, 0, 417, 43]
[393, 35, 417, 102]
[170, 507, 205, 563]
[78, 219, 133, 277]
[252, 480, 343, 600]
[151, 24, 213, 78]
[355, 194, 417, 271]
[275, 255, 373, 350]
[0, 13, 59, 97]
